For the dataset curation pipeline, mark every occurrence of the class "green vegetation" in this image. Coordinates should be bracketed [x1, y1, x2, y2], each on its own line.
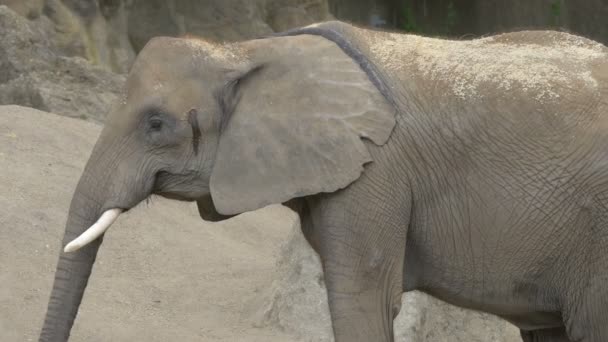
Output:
[399, 1, 420, 33]
[444, 1, 458, 34]
[399, 0, 459, 36]
[550, 0, 562, 27]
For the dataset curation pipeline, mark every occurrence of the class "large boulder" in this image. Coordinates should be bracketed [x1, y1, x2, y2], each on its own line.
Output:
[43, 0, 136, 73]
[0, 0, 44, 19]
[0, 6, 125, 122]
[127, 0, 272, 52]
[265, 0, 332, 32]
[396, 294, 521, 342]
[249, 221, 522, 342]
[0, 0, 136, 73]
[245, 219, 333, 341]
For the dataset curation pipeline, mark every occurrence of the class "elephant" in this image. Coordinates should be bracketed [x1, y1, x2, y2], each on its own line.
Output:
[39, 21, 608, 342]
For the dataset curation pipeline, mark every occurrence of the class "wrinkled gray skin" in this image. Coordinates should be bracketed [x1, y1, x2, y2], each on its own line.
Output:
[40, 21, 608, 342]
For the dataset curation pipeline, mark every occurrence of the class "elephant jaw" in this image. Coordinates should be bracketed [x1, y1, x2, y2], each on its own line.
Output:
[63, 208, 123, 253]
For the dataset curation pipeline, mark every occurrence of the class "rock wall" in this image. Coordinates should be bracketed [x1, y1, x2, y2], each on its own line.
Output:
[0, 0, 135, 73]
[128, 0, 332, 52]
[0, 0, 332, 73]
[0, 0, 331, 119]
[0, 6, 124, 122]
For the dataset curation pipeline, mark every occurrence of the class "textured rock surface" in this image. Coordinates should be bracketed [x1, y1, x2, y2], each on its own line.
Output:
[246, 220, 333, 341]
[0, 0, 44, 19]
[396, 294, 521, 342]
[0, 0, 332, 72]
[0, 6, 124, 122]
[45, 0, 136, 73]
[127, 0, 332, 52]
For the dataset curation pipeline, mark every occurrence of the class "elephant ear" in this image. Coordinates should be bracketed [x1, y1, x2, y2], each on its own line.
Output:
[210, 35, 395, 215]
[196, 195, 235, 222]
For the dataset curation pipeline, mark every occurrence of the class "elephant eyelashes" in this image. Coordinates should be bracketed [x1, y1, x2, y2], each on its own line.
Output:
[149, 118, 163, 131]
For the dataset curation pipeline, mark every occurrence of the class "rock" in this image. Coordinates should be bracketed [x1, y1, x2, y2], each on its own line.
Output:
[0, 0, 43, 19]
[246, 218, 333, 341]
[0, 0, 136, 73]
[265, 0, 332, 32]
[43, 0, 91, 62]
[100, 0, 135, 73]
[0, 0, 332, 73]
[0, 6, 125, 122]
[396, 293, 522, 342]
[126, 0, 268, 51]
[266, 6, 316, 33]
[127, 0, 332, 51]
[127, 0, 270, 51]
[249, 219, 522, 342]
[43, 0, 136, 73]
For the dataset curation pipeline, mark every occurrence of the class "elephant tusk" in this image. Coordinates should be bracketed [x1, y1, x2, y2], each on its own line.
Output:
[63, 208, 123, 253]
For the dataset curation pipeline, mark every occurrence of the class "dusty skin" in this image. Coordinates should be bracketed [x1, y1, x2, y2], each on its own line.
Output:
[0, 105, 299, 341]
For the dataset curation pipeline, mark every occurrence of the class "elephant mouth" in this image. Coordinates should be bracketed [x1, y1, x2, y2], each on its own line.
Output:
[153, 171, 173, 191]
[64, 170, 206, 253]
[153, 170, 208, 201]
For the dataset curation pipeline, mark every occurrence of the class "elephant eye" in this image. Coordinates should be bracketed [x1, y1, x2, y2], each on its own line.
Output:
[149, 118, 163, 131]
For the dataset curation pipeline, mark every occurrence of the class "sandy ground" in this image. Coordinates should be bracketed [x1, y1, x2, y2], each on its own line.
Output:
[0, 105, 301, 341]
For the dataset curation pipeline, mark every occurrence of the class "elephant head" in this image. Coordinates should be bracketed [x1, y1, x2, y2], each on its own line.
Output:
[40, 32, 395, 340]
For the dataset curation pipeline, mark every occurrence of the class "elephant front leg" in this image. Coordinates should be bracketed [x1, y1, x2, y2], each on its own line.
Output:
[306, 193, 409, 342]
[561, 224, 608, 342]
[323, 262, 404, 342]
[564, 273, 608, 342]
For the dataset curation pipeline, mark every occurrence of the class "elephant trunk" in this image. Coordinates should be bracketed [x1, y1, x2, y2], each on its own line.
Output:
[39, 178, 104, 341]
[39, 151, 134, 342]
[39, 126, 154, 341]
